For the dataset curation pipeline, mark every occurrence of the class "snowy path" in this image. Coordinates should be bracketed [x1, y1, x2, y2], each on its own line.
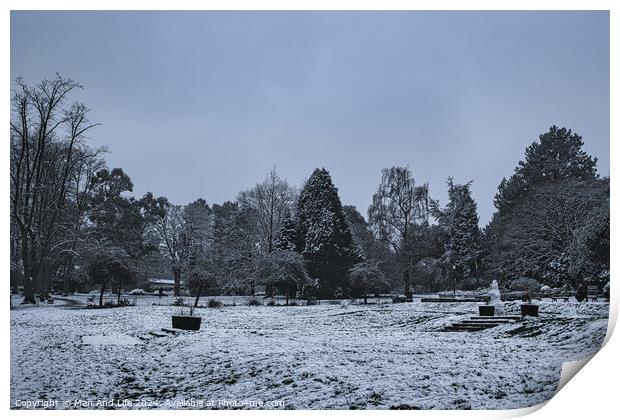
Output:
[10, 300, 608, 409]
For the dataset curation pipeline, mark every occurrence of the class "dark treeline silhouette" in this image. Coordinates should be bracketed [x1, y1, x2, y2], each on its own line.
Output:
[10, 76, 609, 303]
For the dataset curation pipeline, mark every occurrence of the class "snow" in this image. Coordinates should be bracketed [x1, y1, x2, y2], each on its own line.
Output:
[10, 298, 608, 410]
[82, 335, 140, 346]
[128, 289, 148, 295]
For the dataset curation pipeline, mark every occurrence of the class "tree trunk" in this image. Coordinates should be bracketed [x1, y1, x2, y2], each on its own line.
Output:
[452, 267, 456, 296]
[117, 281, 122, 306]
[62, 255, 74, 294]
[23, 277, 36, 304]
[403, 267, 411, 294]
[194, 283, 202, 308]
[21, 242, 36, 304]
[364, 293, 368, 304]
[285, 286, 290, 306]
[99, 283, 106, 307]
[174, 269, 181, 297]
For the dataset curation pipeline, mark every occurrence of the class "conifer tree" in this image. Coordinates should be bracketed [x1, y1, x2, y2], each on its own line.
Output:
[296, 168, 357, 296]
[433, 178, 481, 293]
[494, 126, 597, 213]
[274, 212, 300, 252]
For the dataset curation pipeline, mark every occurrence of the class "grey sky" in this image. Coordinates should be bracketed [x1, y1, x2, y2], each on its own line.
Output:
[10, 11, 609, 226]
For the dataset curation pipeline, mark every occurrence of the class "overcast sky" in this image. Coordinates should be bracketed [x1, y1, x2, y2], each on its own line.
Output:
[10, 11, 609, 225]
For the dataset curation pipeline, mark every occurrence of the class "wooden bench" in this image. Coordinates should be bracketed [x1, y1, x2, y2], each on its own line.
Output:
[587, 286, 599, 302]
[551, 293, 572, 302]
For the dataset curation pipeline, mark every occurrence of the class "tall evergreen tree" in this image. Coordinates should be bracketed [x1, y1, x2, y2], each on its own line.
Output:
[274, 211, 300, 252]
[494, 126, 598, 213]
[296, 168, 357, 297]
[483, 126, 605, 287]
[85, 168, 164, 304]
[433, 178, 481, 292]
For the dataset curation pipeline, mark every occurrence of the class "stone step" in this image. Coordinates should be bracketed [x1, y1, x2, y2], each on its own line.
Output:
[455, 322, 501, 328]
[421, 298, 490, 303]
[444, 325, 496, 332]
[445, 323, 498, 331]
[443, 313, 523, 332]
[470, 315, 521, 321]
[461, 319, 514, 324]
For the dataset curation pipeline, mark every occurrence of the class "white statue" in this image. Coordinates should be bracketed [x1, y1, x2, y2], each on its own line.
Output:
[488, 280, 504, 315]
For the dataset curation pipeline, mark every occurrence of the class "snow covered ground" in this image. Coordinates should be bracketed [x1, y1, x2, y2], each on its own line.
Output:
[10, 297, 608, 410]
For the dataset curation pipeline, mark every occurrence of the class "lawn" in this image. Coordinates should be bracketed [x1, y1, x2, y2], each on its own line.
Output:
[10, 296, 608, 410]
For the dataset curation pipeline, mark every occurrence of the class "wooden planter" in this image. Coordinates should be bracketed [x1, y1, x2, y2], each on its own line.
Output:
[478, 305, 495, 316]
[172, 315, 202, 331]
[520, 304, 539, 317]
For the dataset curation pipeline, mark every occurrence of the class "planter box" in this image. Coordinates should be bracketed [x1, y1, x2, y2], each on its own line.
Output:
[520, 304, 539, 317]
[479, 305, 495, 316]
[172, 315, 202, 331]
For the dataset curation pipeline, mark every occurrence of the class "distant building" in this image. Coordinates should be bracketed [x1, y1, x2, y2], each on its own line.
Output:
[147, 278, 176, 290]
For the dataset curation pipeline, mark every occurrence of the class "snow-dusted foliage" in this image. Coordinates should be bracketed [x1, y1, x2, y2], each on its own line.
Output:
[210, 201, 260, 296]
[493, 125, 598, 213]
[274, 213, 299, 252]
[146, 198, 214, 297]
[296, 168, 358, 296]
[368, 166, 430, 292]
[483, 126, 608, 289]
[238, 168, 296, 254]
[347, 261, 390, 302]
[255, 250, 311, 301]
[432, 178, 481, 289]
[485, 179, 608, 288]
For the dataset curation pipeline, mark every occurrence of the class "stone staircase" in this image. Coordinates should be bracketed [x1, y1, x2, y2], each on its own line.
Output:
[444, 315, 521, 332]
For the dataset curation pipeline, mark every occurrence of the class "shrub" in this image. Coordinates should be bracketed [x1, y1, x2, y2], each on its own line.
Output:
[207, 299, 223, 308]
[266, 300, 276, 306]
[247, 298, 262, 306]
[508, 277, 542, 295]
[457, 277, 483, 291]
[118, 298, 135, 307]
[392, 295, 407, 303]
[603, 281, 610, 300]
[172, 297, 185, 306]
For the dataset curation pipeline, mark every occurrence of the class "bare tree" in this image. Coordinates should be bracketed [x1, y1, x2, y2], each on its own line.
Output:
[55, 148, 107, 293]
[239, 168, 296, 254]
[149, 204, 189, 296]
[10, 75, 99, 303]
[368, 167, 429, 294]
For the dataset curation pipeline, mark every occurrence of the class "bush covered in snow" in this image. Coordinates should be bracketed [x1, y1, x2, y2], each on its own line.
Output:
[247, 297, 262, 306]
[508, 277, 542, 295]
[207, 298, 223, 308]
[129, 289, 147, 295]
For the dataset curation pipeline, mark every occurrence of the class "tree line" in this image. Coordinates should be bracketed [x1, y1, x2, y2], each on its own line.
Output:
[10, 76, 610, 304]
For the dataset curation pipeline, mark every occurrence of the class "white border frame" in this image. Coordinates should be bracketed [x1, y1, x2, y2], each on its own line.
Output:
[3, 2, 616, 420]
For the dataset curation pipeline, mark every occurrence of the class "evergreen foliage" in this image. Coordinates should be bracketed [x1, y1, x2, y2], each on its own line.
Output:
[296, 168, 358, 297]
